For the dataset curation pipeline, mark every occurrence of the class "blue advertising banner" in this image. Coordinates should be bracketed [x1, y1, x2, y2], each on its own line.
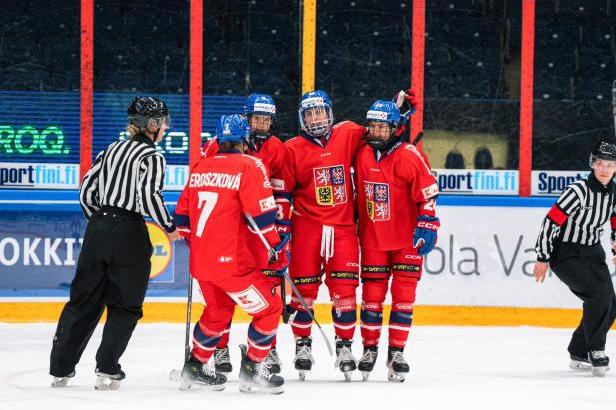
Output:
[0, 209, 189, 297]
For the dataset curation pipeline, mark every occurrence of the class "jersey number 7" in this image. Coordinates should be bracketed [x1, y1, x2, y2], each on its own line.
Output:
[196, 191, 219, 237]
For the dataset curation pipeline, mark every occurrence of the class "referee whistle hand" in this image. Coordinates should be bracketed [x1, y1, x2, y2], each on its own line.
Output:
[533, 261, 549, 283]
[168, 229, 182, 241]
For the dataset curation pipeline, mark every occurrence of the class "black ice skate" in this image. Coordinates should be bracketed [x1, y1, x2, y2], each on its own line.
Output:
[293, 337, 315, 381]
[588, 350, 610, 377]
[358, 347, 378, 381]
[238, 344, 284, 394]
[179, 356, 227, 391]
[51, 371, 75, 388]
[386, 347, 410, 383]
[335, 338, 357, 382]
[265, 347, 282, 374]
[95, 367, 126, 391]
[214, 346, 233, 373]
[569, 353, 592, 371]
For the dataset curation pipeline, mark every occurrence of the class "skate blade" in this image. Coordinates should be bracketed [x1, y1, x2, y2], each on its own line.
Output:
[169, 369, 181, 382]
[94, 376, 121, 391]
[361, 371, 371, 382]
[569, 360, 592, 371]
[178, 374, 225, 392]
[592, 366, 608, 377]
[239, 382, 284, 395]
[343, 371, 353, 382]
[51, 377, 70, 388]
[298, 370, 309, 381]
[387, 368, 406, 383]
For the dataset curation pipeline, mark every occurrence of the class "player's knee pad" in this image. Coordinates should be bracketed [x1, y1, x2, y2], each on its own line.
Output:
[329, 284, 357, 328]
[361, 278, 389, 304]
[390, 276, 419, 306]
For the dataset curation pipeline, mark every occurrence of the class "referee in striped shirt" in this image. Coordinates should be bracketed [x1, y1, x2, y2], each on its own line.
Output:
[50, 97, 181, 389]
[534, 141, 616, 377]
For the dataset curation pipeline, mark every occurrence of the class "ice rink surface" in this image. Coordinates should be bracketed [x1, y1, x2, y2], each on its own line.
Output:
[1, 323, 614, 410]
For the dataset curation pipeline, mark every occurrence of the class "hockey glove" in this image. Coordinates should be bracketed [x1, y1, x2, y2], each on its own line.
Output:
[269, 233, 291, 270]
[413, 215, 440, 256]
[393, 88, 417, 123]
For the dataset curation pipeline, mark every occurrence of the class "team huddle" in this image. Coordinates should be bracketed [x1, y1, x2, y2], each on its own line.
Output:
[173, 89, 441, 393]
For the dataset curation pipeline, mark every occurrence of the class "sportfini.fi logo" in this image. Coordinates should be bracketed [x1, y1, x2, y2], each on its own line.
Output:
[146, 222, 172, 279]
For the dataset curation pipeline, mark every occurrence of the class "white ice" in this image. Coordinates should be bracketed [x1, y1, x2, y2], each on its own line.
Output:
[0, 323, 614, 410]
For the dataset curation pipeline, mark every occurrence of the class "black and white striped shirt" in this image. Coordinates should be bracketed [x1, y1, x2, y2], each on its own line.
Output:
[535, 172, 616, 262]
[79, 134, 176, 233]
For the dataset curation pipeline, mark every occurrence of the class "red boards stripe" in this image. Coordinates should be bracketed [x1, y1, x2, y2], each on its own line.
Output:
[80, 0, 94, 179]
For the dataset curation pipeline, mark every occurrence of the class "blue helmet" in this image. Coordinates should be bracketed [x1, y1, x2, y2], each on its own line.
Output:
[298, 90, 334, 137]
[216, 114, 250, 144]
[365, 100, 402, 151]
[244, 93, 276, 117]
[366, 100, 401, 126]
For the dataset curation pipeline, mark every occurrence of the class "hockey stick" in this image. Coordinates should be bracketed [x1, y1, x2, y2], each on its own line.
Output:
[184, 270, 194, 362]
[169, 269, 194, 382]
[412, 131, 424, 146]
[280, 272, 291, 324]
[245, 213, 334, 356]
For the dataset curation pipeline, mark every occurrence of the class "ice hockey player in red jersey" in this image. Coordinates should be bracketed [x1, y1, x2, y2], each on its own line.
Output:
[282, 89, 366, 381]
[354, 98, 439, 383]
[173, 114, 284, 394]
[200, 94, 290, 376]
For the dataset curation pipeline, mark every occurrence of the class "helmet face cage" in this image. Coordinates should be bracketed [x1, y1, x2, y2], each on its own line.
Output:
[299, 104, 333, 137]
[364, 100, 400, 150]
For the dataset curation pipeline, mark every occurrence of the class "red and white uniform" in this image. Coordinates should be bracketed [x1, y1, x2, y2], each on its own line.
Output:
[201, 136, 290, 351]
[355, 141, 439, 349]
[174, 151, 282, 363]
[283, 121, 365, 340]
[201, 136, 290, 278]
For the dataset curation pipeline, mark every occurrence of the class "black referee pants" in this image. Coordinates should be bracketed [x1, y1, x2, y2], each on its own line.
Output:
[50, 207, 153, 377]
[550, 243, 616, 356]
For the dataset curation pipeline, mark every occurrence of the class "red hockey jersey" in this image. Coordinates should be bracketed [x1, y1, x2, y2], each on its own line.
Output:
[283, 121, 366, 227]
[355, 141, 439, 251]
[174, 151, 280, 280]
[201, 136, 290, 220]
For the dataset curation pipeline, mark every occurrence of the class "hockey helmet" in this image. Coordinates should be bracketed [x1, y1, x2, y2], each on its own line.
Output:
[127, 96, 170, 129]
[298, 90, 334, 137]
[216, 114, 251, 145]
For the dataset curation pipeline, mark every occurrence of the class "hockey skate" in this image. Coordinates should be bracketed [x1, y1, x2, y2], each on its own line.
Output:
[213, 346, 233, 374]
[51, 371, 75, 388]
[357, 347, 378, 381]
[569, 353, 592, 371]
[386, 347, 410, 383]
[335, 338, 357, 382]
[588, 350, 610, 377]
[94, 368, 125, 391]
[179, 356, 227, 391]
[238, 344, 284, 394]
[293, 337, 315, 381]
[264, 347, 282, 374]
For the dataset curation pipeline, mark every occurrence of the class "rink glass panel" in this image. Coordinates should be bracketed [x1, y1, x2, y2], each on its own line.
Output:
[422, 1, 520, 171]
[315, 0, 412, 128]
[532, 3, 616, 170]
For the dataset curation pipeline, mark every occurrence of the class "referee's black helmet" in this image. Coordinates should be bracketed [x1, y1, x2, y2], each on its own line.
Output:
[127, 97, 170, 129]
[589, 141, 616, 167]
